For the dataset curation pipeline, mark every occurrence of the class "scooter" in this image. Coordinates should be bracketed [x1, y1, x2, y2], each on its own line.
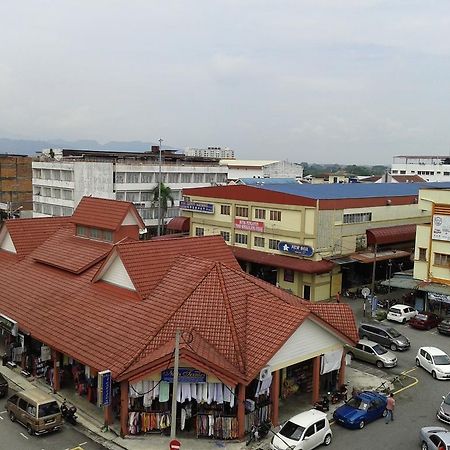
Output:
[331, 384, 348, 404]
[314, 393, 330, 412]
[245, 419, 271, 446]
[60, 399, 78, 425]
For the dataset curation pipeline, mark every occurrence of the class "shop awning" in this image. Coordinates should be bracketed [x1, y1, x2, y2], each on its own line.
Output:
[325, 256, 357, 265]
[366, 224, 416, 245]
[351, 249, 411, 264]
[231, 246, 335, 274]
[417, 282, 450, 296]
[380, 276, 421, 290]
[166, 216, 190, 232]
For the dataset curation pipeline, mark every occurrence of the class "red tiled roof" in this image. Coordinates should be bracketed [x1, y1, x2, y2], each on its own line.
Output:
[71, 196, 145, 231]
[4, 217, 70, 257]
[392, 175, 426, 183]
[31, 226, 113, 273]
[231, 246, 334, 274]
[166, 216, 190, 232]
[366, 224, 416, 245]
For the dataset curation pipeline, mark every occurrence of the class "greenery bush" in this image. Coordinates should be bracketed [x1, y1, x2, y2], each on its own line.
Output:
[375, 310, 387, 322]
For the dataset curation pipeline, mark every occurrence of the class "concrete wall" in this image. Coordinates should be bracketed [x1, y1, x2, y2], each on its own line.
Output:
[74, 162, 114, 206]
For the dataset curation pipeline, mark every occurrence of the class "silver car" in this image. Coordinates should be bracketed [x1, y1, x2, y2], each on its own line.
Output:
[419, 426, 450, 450]
[345, 339, 397, 368]
[437, 392, 450, 424]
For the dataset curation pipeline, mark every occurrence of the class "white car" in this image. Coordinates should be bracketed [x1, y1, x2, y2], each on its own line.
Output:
[386, 304, 418, 323]
[270, 409, 332, 450]
[416, 347, 450, 380]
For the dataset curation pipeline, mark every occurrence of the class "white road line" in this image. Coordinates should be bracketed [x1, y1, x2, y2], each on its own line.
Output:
[0, 410, 6, 414]
[0, 416, 3, 420]
[20, 432, 29, 440]
[79, 442, 88, 446]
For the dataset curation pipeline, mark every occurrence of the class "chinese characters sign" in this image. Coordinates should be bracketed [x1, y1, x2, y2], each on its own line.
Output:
[234, 219, 265, 232]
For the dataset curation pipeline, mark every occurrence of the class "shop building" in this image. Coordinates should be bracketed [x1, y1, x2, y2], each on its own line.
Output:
[0, 196, 357, 441]
[181, 183, 450, 301]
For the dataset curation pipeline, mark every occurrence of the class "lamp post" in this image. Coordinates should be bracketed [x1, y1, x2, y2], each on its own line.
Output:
[157, 138, 163, 236]
[388, 259, 392, 293]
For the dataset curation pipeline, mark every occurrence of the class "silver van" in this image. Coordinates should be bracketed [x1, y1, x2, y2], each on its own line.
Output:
[358, 322, 410, 351]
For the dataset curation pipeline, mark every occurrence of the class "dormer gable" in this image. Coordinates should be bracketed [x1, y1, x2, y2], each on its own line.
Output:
[0, 226, 17, 254]
[93, 249, 137, 292]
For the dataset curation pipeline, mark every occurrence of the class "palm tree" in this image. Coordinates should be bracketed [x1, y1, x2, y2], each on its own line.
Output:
[152, 182, 175, 234]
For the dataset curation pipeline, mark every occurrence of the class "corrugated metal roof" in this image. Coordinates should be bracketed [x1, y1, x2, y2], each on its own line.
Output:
[366, 224, 417, 245]
[166, 216, 190, 232]
[239, 178, 299, 185]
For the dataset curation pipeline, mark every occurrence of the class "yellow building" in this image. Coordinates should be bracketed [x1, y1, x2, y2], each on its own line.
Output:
[181, 183, 439, 301]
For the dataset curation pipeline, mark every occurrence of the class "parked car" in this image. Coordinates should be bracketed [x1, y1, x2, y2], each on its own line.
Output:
[345, 339, 397, 368]
[419, 426, 450, 450]
[437, 391, 450, 424]
[6, 388, 62, 435]
[438, 316, 450, 336]
[409, 312, 442, 330]
[416, 347, 450, 380]
[386, 304, 418, 323]
[270, 409, 332, 450]
[358, 323, 410, 351]
[0, 373, 8, 397]
[333, 391, 387, 429]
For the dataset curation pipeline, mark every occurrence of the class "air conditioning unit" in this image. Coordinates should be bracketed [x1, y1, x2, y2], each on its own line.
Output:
[259, 366, 271, 381]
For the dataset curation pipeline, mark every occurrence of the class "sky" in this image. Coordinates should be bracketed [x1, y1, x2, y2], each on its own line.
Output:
[1, 1, 450, 164]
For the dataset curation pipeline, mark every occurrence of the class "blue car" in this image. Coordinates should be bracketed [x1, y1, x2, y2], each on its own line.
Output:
[333, 391, 387, 429]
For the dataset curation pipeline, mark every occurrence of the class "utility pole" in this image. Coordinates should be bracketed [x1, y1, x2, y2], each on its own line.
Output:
[170, 329, 181, 438]
[370, 243, 378, 318]
[157, 138, 163, 236]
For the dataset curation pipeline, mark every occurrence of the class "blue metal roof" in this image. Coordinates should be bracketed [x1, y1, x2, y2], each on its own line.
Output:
[239, 178, 299, 186]
[255, 182, 450, 200]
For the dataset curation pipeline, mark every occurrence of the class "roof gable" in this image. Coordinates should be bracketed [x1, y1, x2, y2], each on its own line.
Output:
[97, 250, 136, 291]
[0, 226, 17, 253]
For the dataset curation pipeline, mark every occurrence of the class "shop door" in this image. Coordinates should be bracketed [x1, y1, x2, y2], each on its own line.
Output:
[303, 285, 311, 300]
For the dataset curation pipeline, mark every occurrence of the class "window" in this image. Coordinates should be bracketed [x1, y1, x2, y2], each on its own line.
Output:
[343, 212, 372, 224]
[141, 191, 152, 201]
[195, 227, 204, 236]
[116, 191, 125, 201]
[254, 236, 265, 247]
[18, 398, 28, 411]
[284, 269, 294, 283]
[270, 210, 281, 221]
[76, 226, 87, 237]
[315, 419, 326, 432]
[62, 207, 73, 216]
[254, 208, 266, 220]
[269, 239, 280, 250]
[235, 233, 248, 245]
[126, 172, 140, 183]
[168, 173, 179, 183]
[62, 189, 73, 200]
[180, 173, 191, 183]
[90, 228, 101, 239]
[304, 425, 315, 438]
[33, 169, 41, 179]
[115, 172, 125, 183]
[43, 187, 51, 197]
[52, 205, 61, 216]
[103, 230, 113, 242]
[418, 248, 427, 261]
[221, 205, 231, 215]
[52, 170, 60, 181]
[217, 173, 227, 183]
[126, 192, 140, 202]
[193, 173, 204, 183]
[236, 206, 249, 218]
[53, 188, 61, 199]
[141, 172, 154, 183]
[220, 231, 230, 241]
[61, 170, 73, 181]
[434, 253, 450, 266]
[400, 170, 406, 174]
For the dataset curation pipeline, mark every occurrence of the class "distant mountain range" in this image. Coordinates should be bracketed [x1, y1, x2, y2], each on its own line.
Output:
[0, 138, 164, 155]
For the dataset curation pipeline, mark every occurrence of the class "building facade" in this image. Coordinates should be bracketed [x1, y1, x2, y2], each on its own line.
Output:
[220, 160, 304, 181]
[181, 183, 450, 301]
[391, 155, 450, 182]
[32, 149, 228, 229]
[185, 146, 235, 159]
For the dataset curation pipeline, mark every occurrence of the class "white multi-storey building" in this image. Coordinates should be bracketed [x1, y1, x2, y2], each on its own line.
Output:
[220, 159, 304, 181]
[184, 146, 235, 159]
[391, 155, 450, 182]
[32, 149, 228, 228]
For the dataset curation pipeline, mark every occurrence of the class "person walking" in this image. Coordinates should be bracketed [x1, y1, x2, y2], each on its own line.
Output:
[385, 393, 395, 424]
[336, 291, 341, 303]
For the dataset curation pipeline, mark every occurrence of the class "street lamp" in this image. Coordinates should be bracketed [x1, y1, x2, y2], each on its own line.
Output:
[388, 259, 393, 293]
[157, 138, 163, 236]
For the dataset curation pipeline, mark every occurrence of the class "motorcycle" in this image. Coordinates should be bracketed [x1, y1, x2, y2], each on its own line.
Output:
[331, 384, 348, 404]
[245, 419, 271, 446]
[60, 399, 78, 425]
[313, 393, 330, 412]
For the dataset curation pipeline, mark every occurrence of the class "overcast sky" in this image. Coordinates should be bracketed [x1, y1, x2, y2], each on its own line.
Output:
[1, 1, 450, 164]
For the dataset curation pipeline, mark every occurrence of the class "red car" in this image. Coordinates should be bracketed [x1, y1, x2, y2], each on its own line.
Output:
[409, 312, 442, 330]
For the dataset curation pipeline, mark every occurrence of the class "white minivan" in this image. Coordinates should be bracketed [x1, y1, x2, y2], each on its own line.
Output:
[270, 409, 332, 450]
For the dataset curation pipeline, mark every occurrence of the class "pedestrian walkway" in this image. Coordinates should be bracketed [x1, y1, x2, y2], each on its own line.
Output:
[1, 362, 388, 450]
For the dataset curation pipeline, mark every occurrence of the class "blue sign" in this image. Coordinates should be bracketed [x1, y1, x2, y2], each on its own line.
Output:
[98, 370, 112, 407]
[180, 200, 214, 214]
[278, 241, 314, 257]
[161, 368, 206, 383]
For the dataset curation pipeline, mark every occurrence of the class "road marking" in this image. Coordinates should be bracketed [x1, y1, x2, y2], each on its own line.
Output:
[79, 443, 88, 446]
[0, 410, 6, 414]
[0, 416, 3, 420]
[20, 432, 29, 440]
[392, 368, 419, 394]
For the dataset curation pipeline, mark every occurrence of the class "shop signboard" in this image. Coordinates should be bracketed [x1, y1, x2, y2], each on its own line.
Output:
[234, 219, 264, 232]
[161, 368, 206, 383]
[179, 200, 214, 214]
[428, 292, 450, 304]
[98, 370, 112, 407]
[432, 214, 450, 242]
[0, 314, 18, 336]
[278, 241, 314, 257]
[40, 345, 51, 361]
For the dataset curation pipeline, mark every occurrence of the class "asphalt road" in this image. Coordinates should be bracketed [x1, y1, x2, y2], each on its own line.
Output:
[0, 389, 105, 450]
[327, 298, 450, 449]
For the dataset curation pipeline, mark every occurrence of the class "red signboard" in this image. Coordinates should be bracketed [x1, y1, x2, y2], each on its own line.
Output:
[234, 219, 265, 232]
[169, 439, 181, 450]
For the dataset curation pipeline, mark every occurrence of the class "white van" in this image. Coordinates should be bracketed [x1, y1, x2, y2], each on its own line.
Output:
[270, 409, 332, 450]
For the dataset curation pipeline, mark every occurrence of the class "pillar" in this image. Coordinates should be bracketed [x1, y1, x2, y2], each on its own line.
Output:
[270, 370, 280, 426]
[120, 380, 129, 437]
[104, 403, 113, 426]
[338, 350, 346, 387]
[311, 355, 321, 404]
[237, 383, 246, 440]
[52, 349, 60, 393]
